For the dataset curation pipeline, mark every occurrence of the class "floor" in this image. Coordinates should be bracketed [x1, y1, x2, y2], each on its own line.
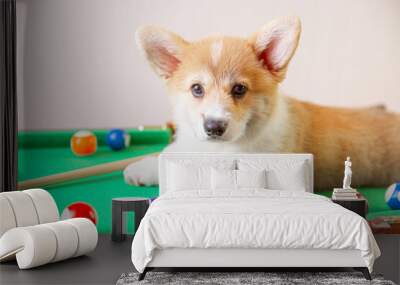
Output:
[1, 234, 398, 285]
[374, 235, 400, 284]
[0, 234, 134, 285]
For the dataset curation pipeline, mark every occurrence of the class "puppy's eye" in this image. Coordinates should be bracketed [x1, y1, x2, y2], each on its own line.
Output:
[191, 84, 204, 98]
[231, 84, 247, 99]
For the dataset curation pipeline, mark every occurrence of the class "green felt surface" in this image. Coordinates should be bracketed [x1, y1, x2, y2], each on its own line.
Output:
[18, 129, 399, 233]
[18, 129, 171, 233]
[18, 129, 170, 149]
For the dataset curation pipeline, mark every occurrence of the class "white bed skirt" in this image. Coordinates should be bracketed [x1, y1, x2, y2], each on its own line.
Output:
[148, 248, 366, 268]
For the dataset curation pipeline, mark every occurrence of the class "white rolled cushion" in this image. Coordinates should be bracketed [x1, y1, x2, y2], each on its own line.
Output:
[0, 195, 17, 237]
[0, 218, 97, 269]
[236, 169, 267, 189]
[211, 168, 236, 190]
[65, 218, 98, 257]
[23, 189, 59, 224]
[42, 221, 79, 262]
[0, 192, 39, 227]
[0, 226, 57, 269]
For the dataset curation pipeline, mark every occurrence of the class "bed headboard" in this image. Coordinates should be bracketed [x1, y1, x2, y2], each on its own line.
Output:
[158, 153, 314, 195]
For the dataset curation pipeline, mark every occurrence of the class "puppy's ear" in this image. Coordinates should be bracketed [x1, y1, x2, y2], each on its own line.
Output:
[136, 26, 188, 79]
[250, 16, 301, 80]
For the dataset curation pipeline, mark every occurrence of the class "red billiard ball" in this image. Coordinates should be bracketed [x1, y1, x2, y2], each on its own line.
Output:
[61, 202, 98, 225]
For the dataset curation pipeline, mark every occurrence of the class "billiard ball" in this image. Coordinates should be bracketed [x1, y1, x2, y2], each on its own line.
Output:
[70, 130, 97, 156]
[165, 121, 176, 136]
[61, 202, 98, 225]
[106, 129, 130, 151]
[385, 183, 400, 210]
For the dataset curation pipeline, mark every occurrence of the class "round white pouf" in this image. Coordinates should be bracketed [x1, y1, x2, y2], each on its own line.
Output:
[0, 225, 57, 269]
[65, 218, 98, 257]
[42, 220, 79, 262]
[24, 189, 59, 224]
[0, 195, 17, 237]
[0, 192, 39, 227]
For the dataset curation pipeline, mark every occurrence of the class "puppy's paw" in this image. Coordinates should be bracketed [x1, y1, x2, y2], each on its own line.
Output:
[123, 156, 159, 186]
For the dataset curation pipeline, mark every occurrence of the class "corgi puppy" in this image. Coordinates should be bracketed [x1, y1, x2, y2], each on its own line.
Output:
[125, 17, 400, 190]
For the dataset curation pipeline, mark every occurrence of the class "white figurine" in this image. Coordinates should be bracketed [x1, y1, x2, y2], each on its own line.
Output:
[343, 156, 353, 190]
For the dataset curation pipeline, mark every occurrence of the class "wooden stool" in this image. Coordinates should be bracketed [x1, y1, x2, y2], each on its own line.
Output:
[112, 197, 150, 242]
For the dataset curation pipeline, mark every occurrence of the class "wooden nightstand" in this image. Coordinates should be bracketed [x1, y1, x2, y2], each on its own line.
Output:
[332, 198, 367, 218]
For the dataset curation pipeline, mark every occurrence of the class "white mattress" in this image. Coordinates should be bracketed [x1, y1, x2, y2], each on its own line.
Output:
[131, 190, 380, 273]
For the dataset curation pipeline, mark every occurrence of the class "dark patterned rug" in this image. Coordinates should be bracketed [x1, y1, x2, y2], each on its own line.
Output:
[116, 271, 395, 285]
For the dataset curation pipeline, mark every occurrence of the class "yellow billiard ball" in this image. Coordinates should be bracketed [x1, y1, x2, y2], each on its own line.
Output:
[70, 130, 97, 156]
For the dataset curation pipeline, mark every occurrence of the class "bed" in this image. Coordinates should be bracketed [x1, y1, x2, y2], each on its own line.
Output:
[131, 153, 380, 280]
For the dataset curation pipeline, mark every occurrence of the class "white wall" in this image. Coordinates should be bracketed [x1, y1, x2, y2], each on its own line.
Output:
[17, 0, 400, 130]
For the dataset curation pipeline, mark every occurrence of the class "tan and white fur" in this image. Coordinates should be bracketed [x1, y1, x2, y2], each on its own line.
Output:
[125, 17, 400, 190]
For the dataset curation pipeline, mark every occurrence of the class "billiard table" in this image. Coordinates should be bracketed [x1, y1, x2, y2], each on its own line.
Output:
[18, 129, 399, 233]
[18, 128, 171, 233]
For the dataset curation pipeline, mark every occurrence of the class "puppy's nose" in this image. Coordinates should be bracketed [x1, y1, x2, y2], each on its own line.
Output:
[203, 119, 228, 137]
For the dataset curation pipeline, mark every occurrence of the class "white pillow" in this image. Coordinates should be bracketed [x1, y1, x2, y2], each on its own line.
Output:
[236, 169, 267, 189]
[166, 159, 236, 192]
[211, 168, 236, 190]
[211, 169, 268, 190]
[167, 163, 210, 191]
[237, 159, 308, 191]
[267, 164, 307, 191]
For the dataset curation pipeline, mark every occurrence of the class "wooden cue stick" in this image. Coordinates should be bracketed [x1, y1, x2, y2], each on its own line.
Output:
[17, 152, 160, 190]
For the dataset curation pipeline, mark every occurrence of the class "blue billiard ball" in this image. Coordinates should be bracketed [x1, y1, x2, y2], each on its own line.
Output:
[385, 183, 400, 210]
[106, 129, 130, 151]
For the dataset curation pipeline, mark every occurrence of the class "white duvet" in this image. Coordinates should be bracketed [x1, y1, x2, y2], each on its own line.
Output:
[131, 190, 380, 272]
